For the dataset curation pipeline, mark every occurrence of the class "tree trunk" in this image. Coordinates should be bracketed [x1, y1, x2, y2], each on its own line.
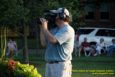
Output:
[24, 24, 29, 63]
[1, 27, 7, 61]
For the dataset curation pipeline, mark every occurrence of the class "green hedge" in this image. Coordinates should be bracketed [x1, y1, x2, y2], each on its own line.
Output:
[0, 59, 41, 77]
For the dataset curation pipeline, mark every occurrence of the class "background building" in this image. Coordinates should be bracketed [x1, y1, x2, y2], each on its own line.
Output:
[82, 0, 115, 28]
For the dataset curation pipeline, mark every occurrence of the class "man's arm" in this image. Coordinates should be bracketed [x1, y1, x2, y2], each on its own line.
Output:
[40, 28, 47, 47]
[40, 18, 58, 44]
[43, 29, 58, 44]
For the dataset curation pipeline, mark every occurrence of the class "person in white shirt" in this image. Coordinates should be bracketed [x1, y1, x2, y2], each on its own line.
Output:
[95, 38, 107, 56]
[6, 39, 17, 58]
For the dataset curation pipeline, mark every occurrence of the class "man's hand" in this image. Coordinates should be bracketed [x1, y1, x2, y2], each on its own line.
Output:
[40, 18, 48, 30]
[40, 18, 58, 44]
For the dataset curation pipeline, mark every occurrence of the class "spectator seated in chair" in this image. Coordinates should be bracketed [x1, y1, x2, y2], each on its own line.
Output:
[94, 38, 107, 56]
[107, 39, 115, 56]
[80, 37, 94, 57]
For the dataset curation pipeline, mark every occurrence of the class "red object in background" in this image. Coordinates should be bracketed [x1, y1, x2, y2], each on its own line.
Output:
[81, 42, 90, 48]
[8, 59, 16, 70]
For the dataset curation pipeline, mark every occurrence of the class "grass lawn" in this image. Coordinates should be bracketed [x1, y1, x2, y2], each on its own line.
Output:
[72, 56, 115, 77]
[14, 51, 115, 77]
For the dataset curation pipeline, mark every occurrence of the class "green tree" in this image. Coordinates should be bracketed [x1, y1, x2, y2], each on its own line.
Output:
[0, 0, 29, 62]
[29, 0, 85, 29]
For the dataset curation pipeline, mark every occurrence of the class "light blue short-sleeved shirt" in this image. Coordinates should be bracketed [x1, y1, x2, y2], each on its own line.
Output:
[45, 24, 75, 62]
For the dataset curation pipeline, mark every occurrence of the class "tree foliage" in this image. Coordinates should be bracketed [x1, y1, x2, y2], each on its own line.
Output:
[0, 0, 84, 27]
[0, 0, 29, 26]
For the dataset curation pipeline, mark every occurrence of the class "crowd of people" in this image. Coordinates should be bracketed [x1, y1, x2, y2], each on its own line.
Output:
[74, 36, 115, 57]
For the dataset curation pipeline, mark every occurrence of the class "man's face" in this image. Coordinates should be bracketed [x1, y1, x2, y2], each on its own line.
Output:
[55, 16, 62, 26]
[55, 17, 59, 25]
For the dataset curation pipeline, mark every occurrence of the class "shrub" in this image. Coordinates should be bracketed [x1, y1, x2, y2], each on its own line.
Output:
[0, 59, 41, 77]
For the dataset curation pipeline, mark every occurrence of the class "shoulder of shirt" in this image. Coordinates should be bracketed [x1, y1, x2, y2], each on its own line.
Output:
[63, 24, 74, 31]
